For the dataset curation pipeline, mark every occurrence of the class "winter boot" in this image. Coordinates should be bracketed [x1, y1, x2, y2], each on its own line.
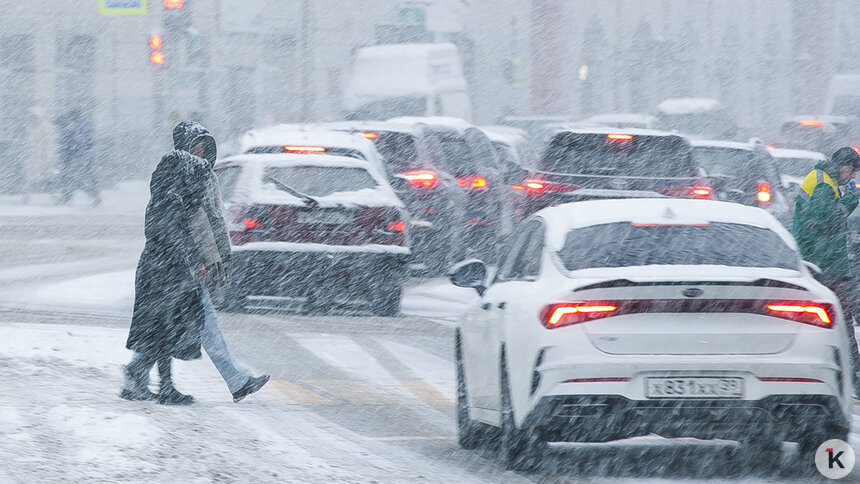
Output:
[232, 374, 271, 403]
[120, 362, 157, 401]
[156, 357, 195, 406]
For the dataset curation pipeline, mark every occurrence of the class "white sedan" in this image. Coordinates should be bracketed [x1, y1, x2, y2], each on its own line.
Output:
[450, 198, 852, 472]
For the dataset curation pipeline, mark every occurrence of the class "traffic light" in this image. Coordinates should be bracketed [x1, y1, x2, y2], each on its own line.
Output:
[149, 35, 165, 65]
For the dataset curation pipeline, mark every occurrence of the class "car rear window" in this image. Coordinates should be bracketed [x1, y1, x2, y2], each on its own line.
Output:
[373, 132, 419, 174]
[540, 132, 697, 177]
[558, 222, 799, 271]
[425, 133, 481, 176]
[692, 147, 759, 177]
[263, 166, 377, 197]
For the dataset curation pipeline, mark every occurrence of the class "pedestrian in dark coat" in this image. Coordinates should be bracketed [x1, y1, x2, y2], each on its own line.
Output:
[122, 146, 210, 405]
[55, 108, 101, 206]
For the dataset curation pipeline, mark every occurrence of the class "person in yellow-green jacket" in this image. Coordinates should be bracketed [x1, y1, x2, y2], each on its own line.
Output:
[792, 146, 860, 393]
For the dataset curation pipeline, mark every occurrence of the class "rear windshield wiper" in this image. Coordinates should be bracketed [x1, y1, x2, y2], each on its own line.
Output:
[264, 174, 319, 207]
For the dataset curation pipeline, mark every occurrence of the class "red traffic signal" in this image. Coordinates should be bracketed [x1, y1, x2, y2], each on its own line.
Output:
[164, 0, 183, 8]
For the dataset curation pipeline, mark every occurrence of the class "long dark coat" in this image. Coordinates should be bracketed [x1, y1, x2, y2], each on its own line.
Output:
[126, 150, 210, 360]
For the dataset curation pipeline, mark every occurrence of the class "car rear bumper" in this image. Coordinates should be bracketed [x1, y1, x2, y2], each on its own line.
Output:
[524, 394, 848, 442]
[230, 246, 409, 296]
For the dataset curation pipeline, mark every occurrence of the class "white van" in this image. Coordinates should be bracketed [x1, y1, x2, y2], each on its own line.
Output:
[825, 74, 860, 117]
[343, 43, 472, 122]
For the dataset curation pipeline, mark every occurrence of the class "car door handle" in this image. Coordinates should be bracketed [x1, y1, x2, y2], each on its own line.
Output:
[497, 302, 506, 309]
[481, 302, 491, 310]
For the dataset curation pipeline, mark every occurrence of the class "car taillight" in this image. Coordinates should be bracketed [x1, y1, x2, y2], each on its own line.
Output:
[522, 179, 579, 194]
[539, 299, 835, 330]
[456, 176, 488, 191]
[799, 120, 825, 127]
[244, 218, 262, 229]
[386, 220, 406, 232]
[658, 186, 712, 199]
[284, 145, 326, 153]
[606, 133, 633, 141]
[540, 302, 618, 329]
[361, 132, 378, 139]
[757, 182, 771, 204]
[402, 171, 438, 188]
[766, 302, 833, 328]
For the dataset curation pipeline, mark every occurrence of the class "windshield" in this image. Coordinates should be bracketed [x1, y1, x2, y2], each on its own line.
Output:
[558, 222, 799, 271]
[540, 132, 697, 177]
[263, 166, 377, 197]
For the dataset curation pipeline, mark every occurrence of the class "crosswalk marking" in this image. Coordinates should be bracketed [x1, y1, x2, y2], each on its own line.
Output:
[400, 379, 454, 406]
[264, 379, 336, 405]
[303, 379, 403, 405]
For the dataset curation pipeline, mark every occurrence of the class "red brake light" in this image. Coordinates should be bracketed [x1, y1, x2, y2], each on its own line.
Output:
[360, 132, 378, 139]
[150, 51, 165, 64]
[149, 35, 163, 49]
[457, 176, 488, 190]
[386, 221, 406, 232]
[766, 302, 833, 328]
[402, 171, 438, 188]
[523, 179, 579, 194]
[853, 146, 860, 156]
[799, 120, 825, 127]
[540, 303, 617, 329]
[606, 133, 633, 140]
[658, 186, 711, 199]
[243, 218, 262, 229]
[766, 144, 775, 150]
[757, 182, 771, 203]
[284, 146, 326, 153]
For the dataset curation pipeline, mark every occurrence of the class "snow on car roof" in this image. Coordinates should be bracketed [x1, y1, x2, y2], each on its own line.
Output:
[656, 97, 724, 114]
[769, 148, 827, 160]
[220, 153, 402, 209]
[689, 139, 753, 151]
[537, 198, 796, 252]
[240, 126, 376, 154]
[551, 126, 681, 138]
[387, 116, 474, 133]
[479, 125, 528, 145]
[580, 113, 660, 127]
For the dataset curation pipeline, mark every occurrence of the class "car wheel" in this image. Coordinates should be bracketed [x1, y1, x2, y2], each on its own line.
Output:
[456, 332, 485, 450]
[499, 350, 545, 472]
[370, 284, 401, 317]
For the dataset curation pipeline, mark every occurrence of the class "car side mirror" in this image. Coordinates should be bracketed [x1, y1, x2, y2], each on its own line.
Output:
[803, 260, 822, 276]
[449, 259, 487, 296]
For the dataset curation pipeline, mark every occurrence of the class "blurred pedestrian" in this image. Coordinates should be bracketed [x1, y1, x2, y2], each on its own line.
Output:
[792, 146, 860, 393]
[55, 108, 100, 206]
[21, 107, 56, 204]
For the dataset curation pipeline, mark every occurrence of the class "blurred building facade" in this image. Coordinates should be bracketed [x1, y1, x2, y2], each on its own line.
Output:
[0, 0, 855, 189]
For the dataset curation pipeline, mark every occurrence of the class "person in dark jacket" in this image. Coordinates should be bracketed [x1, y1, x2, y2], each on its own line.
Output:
[121, 145, 211, 405]
[792, 146, 860, 392]
[55, 108, 101, 206]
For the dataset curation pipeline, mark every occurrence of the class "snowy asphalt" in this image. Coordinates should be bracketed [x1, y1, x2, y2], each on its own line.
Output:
[0, 184, 859, 482]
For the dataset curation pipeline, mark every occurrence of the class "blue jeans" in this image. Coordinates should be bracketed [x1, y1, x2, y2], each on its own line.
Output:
[124, 285, 253, 394]
[200, 286, 253, 393]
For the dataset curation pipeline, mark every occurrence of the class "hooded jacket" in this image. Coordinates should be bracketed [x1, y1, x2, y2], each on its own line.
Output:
[127, 149, 211, 360]
[172, 122, 232, 288]
[792, 149, 859, 279]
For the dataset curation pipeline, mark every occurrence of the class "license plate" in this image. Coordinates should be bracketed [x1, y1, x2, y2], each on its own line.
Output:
[646, 377, 744, 399]
[296, 211, 354, 225]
